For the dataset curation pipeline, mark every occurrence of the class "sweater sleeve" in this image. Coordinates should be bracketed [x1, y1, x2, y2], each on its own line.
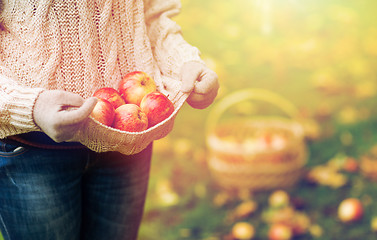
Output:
[144, 0, 205, 79]
[0, 73, 44, 138]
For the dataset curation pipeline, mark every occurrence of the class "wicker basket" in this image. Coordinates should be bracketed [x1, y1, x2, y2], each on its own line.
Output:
[206, 88, 308, 191]
[72, 76, 188, 155]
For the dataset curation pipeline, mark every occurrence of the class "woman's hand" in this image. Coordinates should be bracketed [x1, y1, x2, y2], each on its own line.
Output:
[33, 90, 97, 142]
[180, 61, 219, 109]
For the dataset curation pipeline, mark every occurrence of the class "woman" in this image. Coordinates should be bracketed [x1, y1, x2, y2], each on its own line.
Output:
[0, 0, 219, 239]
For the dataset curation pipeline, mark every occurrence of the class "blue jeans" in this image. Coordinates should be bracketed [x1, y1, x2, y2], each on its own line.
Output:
[0, 140, 152, 240]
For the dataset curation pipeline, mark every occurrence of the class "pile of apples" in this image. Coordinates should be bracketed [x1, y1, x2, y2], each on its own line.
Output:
[90, 71, 174, 132]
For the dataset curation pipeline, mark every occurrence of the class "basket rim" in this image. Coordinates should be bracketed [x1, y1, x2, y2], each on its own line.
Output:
[205, 88, 301, 137]
[206, 117, 306, 155]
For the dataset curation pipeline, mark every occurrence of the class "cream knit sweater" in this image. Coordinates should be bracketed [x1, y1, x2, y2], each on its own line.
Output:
[0, 0, 203, 139]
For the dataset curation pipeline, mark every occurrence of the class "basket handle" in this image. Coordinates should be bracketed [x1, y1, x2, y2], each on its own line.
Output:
[206, 88, 300, 135]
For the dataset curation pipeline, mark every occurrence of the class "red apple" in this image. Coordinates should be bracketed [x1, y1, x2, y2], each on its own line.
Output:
[338, 198, 363, 223]
[118, 71, 157, 106]
[90, 98, 115, 126]
[343, 157, 359, 173]
[112, 104, 148, 132]
[140, 91, 174, 127]
[268, 224, 293, 240]
[93, 87, 125, 109]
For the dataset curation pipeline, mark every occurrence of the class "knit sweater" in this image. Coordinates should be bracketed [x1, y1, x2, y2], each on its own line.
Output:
[0, 0, 203, 138]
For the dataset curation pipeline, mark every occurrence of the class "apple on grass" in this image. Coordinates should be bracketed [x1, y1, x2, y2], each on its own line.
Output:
[268, 223, 293, 240]
[112, 104, 148, 132]
[371, 216, 377, 232]
[231, 222, 255, 240]
[140, 91, 174, 127]
[338, 198, 363, 223]
[93, 87, 125, 109]
[90, 98, 115, 127]
[268, 190, 290, 208]
[119, 71, 156, 106]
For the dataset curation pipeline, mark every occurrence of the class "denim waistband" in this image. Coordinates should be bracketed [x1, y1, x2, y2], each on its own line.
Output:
[6, 132, 85, 149]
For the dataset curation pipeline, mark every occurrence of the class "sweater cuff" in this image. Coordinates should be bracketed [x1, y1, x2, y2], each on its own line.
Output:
[168, 44, 205, 78]
[8, 87, 45, 132]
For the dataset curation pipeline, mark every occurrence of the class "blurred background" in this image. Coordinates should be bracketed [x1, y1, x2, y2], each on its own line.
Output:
[139, 0, 377, 239]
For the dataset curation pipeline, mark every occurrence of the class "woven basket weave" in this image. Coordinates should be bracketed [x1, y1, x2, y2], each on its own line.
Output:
[72, 76, 188, 155]
[206, 88, 308, 191]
